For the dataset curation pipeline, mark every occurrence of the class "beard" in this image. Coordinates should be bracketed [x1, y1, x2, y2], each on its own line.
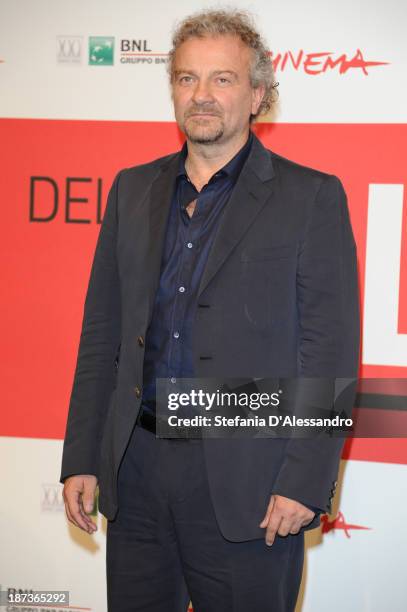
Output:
[182, 111, 225, 144]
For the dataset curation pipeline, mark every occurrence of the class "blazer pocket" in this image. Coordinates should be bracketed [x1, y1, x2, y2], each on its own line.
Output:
[113, 342, 121, 387]
[114, 342, 121, 372]
[241, 244, 297, 262]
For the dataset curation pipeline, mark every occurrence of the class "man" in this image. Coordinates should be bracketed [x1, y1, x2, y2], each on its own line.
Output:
[60, 8, 360, 611]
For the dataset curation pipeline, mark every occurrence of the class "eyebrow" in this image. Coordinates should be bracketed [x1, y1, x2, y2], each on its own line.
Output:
[174, 69, 238, 79]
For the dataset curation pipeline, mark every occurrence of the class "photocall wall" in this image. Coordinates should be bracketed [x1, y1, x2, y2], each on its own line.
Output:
[0, 1, 406, 611]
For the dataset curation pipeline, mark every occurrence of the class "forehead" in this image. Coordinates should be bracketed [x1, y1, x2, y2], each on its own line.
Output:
[173, 34, 252, 72]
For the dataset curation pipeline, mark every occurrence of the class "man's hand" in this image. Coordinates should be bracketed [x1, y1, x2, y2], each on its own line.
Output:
[259, 494, 315, 546]
[62, 475, 98, 534]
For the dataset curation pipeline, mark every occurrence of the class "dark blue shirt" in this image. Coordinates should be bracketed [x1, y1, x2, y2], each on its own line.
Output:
[140, 130, 253, 414]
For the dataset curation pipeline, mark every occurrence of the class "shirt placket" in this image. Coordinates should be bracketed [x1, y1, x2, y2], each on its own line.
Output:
[167, 190, 204, 388]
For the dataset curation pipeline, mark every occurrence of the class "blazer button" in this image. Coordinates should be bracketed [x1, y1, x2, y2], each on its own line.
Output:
[134, 386, 141, 398]
[137, 335, 144, 347]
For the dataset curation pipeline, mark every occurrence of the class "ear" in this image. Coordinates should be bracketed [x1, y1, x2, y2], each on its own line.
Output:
[251, 84, 266, 116]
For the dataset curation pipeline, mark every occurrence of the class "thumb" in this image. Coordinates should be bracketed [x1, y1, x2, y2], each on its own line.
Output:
[82, 483, 96, 514]
[259, 494, 276, 527]
[82, 495, 95, 514]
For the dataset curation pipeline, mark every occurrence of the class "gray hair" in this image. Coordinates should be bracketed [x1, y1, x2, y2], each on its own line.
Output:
[167, 8, 279, 121]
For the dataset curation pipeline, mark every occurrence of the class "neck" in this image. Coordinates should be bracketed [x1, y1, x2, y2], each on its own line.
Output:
[184, 128, 250, 190]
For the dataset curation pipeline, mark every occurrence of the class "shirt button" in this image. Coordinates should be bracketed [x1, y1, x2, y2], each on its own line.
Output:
[170, 377, 177, 384]
[173, 331, 180, 338]
[137, 335, 144, 347]
[178, 286, 185, 293]
[134, 386, 142, 398]
[187, 242, 193, 249]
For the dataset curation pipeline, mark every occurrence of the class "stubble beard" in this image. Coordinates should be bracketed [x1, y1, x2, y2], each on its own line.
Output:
[183, 115, 225, 145]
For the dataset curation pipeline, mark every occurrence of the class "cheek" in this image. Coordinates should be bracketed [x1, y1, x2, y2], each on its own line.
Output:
[173, 87, 189, 103]
[173, 95, 189, 116]
[227, 95, 253, 120]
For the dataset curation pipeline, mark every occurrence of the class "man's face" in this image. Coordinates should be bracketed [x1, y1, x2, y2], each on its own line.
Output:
[171, 34, 264, 145]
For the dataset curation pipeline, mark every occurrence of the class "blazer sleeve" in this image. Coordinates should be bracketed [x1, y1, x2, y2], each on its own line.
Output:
[59, 171, 123, 484]
[271, 174, 360, 513]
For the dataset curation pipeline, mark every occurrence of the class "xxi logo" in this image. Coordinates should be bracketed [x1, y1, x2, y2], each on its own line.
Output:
[56, 36, 83, 64]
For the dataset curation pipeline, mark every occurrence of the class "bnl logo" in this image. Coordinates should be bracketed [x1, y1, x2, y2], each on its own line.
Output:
[89, 36, 114, 65]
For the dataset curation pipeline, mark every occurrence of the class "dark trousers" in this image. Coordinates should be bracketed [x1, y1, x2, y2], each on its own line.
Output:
[106, 424, 304, 611]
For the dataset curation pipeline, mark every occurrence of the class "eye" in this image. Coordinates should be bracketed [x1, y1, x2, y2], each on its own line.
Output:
[179, 75, 193, 84]
[216, 77, 231, 84]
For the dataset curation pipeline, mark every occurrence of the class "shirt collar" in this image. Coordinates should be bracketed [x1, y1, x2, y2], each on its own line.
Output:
[176, 130, 253, 185]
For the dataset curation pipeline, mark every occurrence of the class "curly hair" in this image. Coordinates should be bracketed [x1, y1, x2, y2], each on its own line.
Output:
[167, 8, 279, 121]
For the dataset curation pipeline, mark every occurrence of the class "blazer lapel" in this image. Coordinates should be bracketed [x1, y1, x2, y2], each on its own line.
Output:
[197, 133, 275, 298]
[145, 153, 180, 325]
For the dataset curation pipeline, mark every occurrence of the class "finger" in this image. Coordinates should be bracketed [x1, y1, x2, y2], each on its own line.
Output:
[67, 491, 94, 532]
[80, 481, 98, 530]
[289, 521, 303, 535]
[78, 505, 97, 532]
[278, 517, 295, 537]
[65, 500, 92, 533]
[78, 497, 97, 532]
[63, 489, 80, 528]
[265, 513, 282, 546]
[259, 498, 274, 527]
[64, 503, 77, 527]
[82, 488, 96, 514]
[302, 512, 315, 527]
[259, 495, 275, 527]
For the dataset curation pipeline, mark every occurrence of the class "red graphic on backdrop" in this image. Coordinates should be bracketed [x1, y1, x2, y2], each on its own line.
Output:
[321, 511, 371, 538]
[270, 49, 389, 75]
[1, 118, 406, 470]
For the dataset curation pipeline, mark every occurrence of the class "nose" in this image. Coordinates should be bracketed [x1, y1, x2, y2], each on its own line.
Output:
[191, 79, 214, 104]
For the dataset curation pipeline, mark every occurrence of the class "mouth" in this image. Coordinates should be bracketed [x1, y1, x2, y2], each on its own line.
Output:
[188, 113, 219, 118]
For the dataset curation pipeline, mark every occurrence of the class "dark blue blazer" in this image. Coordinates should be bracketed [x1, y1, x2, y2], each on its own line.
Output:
[60, 132, 360, 541]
